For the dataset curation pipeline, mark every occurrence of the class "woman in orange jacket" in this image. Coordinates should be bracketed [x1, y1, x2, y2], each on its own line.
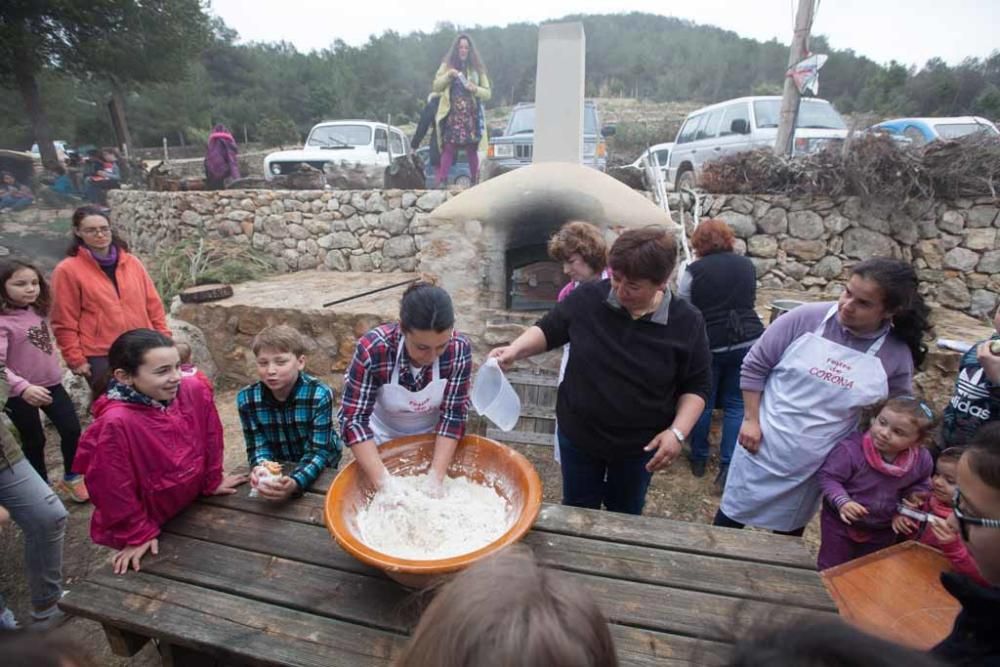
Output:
[50, 205, 170, 389]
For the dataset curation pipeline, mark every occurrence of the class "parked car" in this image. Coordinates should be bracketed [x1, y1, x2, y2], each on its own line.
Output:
[629, 142, 674, 187]
[30, 140, 71, 161]
[414, 146, 473, 189]
[667, 96, 848, 191]
[870, 116, 999, 146]
[484, 100, 615, 178]
[263, 120, 410, 180]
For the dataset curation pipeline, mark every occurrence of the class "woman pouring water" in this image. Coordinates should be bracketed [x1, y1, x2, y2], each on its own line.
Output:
[338, 283, 473, 491]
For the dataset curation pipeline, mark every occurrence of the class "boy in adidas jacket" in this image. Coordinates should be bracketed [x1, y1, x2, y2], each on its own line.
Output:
[940, 304, 1000, 450]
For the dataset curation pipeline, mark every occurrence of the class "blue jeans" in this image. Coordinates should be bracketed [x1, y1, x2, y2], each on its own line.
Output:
[0, 196, 32, 211]
[558, 432, 654, 515]
[0, 459, 67, 609]
[689, 345, 751, 466]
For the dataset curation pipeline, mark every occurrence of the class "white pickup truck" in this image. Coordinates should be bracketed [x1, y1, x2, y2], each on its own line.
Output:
[263, 120, 410, 180]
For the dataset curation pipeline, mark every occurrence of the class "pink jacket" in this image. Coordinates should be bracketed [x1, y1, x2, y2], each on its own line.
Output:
[915, 496, 989, 586]
[73, 377, 223, 549]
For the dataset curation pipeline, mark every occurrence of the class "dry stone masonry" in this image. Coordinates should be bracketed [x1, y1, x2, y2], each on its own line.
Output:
[109, 189, 1000, 318]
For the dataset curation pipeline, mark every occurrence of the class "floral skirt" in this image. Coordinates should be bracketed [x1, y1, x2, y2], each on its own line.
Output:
[442, 93, 480, 145]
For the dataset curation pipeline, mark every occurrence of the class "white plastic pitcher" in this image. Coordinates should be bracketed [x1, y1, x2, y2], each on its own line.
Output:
[471, 358, 521, 432]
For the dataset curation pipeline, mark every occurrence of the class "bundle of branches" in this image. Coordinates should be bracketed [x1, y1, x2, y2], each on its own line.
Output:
[151, 235, 276, 306]
[698, 133, 1000, 204]
[922, 133, 1000, 200]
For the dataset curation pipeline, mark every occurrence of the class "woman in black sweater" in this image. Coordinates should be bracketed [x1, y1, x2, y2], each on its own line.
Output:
[490, 227, 711, 515]
[677, 219, 764, 491]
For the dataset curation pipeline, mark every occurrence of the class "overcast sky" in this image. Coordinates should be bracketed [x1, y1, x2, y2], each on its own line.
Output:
[210, 0, 998, 68]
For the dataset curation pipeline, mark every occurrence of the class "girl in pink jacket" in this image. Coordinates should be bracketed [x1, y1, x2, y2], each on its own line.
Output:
[74, 329, 246, 574]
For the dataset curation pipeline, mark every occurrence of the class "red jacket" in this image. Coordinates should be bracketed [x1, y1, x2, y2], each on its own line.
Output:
[73, 377, 224, 549]
[50, 248, 169, 368]
[915, 496, 989, 586]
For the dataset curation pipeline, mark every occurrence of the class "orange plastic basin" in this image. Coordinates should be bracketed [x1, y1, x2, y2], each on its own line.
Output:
[324, 433, 543, 588]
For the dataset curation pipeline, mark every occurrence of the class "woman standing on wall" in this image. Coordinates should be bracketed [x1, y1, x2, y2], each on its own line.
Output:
[50, 206, 170, 389]
[432, 33, 491, 187]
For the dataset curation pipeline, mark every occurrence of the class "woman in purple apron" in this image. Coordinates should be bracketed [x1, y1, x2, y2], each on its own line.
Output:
[338, 283, 473, 492]
[717, 258, 931, 535]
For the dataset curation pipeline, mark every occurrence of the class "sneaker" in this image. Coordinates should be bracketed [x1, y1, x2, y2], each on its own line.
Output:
[55, 475, 90, 503]
[0, 607, 19, 630]
[29, 607, 69, 631]
[690, 458, 707, 478]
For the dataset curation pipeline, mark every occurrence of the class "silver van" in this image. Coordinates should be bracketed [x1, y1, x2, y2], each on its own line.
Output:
[667, 96, 848, 190]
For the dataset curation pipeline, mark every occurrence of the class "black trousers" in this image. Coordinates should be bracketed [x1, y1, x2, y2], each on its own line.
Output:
[4, 384, 82, 481]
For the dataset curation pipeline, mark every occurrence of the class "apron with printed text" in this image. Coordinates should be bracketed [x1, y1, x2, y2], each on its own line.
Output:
[720, 305, 890, 532]
[370, 336, 448, 445]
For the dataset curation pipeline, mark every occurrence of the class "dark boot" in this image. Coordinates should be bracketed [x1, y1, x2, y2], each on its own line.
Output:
[690, 458, 707, 478]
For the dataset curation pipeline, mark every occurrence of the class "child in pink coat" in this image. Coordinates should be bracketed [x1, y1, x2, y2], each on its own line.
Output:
[895, 446, 988, 585]
[74, 329, 246, 573]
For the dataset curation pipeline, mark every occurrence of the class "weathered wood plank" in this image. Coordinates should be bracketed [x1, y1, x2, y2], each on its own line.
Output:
[567, 569, 833, 640]
[533, 504, 818, 569]
[505, 371, 560, 387]
[522, 531, 835, 610]
[515, 404, 557, 420]
[485, 428, 556, 446]
[141, 535, 418, 634]
[153, 516, 824, 642]
[211, 490, 817, 573]
[164, 503, 379, 576]
[612, 625, 729, 667]
[62, 576, 406, 667]
[183, 501, 830, 610]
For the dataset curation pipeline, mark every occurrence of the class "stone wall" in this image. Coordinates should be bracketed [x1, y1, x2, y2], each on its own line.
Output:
[671, 193, 1000, 318]
[109, 189, 1000, 318]
[111, 188, 452, 275]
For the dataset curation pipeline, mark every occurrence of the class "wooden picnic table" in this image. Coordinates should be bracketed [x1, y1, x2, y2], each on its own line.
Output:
[60, 467, 836, 666]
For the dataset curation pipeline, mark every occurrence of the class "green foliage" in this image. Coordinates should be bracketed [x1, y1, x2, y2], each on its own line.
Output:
[150, 235, 276, 307]
[257, 116, 301, 148]
[2, 11, 999, 151]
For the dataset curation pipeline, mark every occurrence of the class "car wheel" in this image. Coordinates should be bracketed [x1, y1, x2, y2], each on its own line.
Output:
[454, 175, 472, 189]
[676, 168, 696, 192]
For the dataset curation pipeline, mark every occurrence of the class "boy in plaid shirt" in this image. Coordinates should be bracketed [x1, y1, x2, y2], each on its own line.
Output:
[238, 325, 342, 500]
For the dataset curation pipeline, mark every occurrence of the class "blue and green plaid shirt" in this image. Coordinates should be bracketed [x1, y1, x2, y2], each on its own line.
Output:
[237, 372, 342, 492]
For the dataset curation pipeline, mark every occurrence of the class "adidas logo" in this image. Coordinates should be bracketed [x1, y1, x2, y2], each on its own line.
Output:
[955, 366, 991, 400]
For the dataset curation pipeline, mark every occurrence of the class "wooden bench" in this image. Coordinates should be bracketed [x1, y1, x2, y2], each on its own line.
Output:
[61, 467, 835, 666]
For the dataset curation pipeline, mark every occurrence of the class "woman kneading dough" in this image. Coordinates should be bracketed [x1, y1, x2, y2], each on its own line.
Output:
[338, 282, 472, 492]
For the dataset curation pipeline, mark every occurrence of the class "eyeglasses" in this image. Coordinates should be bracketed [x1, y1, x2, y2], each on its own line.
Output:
[952, 489, 1000, 542]
[79, 226, 111, 237]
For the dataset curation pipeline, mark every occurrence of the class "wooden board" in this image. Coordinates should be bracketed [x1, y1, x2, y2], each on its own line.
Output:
[821, 541, 961, 650]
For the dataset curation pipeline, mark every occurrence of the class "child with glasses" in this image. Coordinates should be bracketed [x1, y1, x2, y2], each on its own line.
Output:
[932, 422, 1000, 663]
[893, 447, 988, 585]
[816, 396, 935, 570]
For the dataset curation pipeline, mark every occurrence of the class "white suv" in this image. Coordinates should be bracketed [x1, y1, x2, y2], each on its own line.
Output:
[667, 96, 848, 190]
[264, 120, 410, 180]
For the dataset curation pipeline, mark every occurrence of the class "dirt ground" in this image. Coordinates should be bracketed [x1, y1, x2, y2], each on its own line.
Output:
[0, 387, 822, 665]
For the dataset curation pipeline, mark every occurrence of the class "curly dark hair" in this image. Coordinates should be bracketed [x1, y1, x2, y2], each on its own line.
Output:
[850, 257, 931, 368]
[691, 219, 736, 256]
[547, 221, 607, 274]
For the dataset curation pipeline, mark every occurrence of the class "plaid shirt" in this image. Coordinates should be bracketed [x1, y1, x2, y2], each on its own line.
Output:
[237, 372, 342, 492]
[338, 322, 472, 446]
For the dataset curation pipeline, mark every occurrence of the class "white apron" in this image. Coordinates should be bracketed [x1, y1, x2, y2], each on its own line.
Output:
[553, 343, 571, 463]
[370, 336, 448, 445]
[720, 305, 890, 532]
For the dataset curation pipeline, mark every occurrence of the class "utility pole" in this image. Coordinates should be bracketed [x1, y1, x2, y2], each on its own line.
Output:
[774, 0, 816, 156]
